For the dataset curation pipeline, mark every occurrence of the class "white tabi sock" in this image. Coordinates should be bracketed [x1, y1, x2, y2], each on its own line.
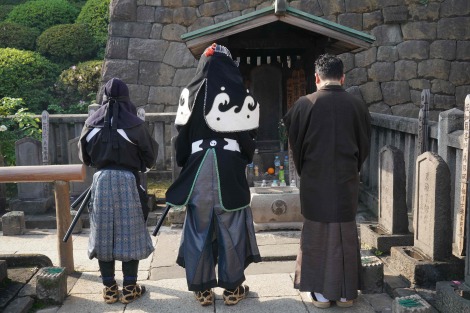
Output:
[314, 292, 329, 302]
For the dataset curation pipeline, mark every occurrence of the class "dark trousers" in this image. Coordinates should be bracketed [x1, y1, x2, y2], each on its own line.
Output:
[99, 260, 139, 286]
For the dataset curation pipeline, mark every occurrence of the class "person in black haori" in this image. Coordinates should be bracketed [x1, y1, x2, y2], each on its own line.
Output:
[78, 78, 158, 304]
[283, 54, 371, 309]
[165, 43, 262, 306]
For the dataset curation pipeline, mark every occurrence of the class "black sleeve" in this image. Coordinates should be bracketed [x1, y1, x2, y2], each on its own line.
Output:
[137, 126, 159, 170]
[237, 130, 257, 163]
[78, 126, 92, 166]
[175, 125, 191, 167]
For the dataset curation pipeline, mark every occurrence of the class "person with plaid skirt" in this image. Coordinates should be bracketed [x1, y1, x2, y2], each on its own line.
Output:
[78, 78, 158, 304]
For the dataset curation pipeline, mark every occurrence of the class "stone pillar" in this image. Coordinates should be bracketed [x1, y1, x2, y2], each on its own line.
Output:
[1, 211, 25, 236]
[438, 108, 464, 164]
[378, 145, 408, 234]
[36, 267, 67, 304]
[361, 255, 384, 294]
[413, 152, 451, 261]
[417, 89, 430, 154]
[438, 109, 464, 255]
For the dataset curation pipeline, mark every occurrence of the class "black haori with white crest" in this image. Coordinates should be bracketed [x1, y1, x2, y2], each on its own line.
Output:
[175, 43, 259, 132]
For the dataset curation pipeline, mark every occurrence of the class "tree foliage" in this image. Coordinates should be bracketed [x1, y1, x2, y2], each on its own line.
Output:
[0, 48, 60, 113]
[37, 23, 98, 64]
[6, 0, 79, 32]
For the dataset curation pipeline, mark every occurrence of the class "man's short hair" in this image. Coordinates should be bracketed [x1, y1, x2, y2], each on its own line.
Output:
[315, 54, 344, 81]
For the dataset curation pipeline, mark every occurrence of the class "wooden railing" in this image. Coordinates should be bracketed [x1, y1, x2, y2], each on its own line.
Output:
[0, 164, 86, 273]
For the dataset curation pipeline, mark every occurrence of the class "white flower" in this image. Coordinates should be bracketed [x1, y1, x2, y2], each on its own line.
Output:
[0, 125, 7, 131]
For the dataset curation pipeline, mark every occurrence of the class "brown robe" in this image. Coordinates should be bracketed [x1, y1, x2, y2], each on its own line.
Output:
[283, 84, 371, 223]
[283, 84, 371, 300]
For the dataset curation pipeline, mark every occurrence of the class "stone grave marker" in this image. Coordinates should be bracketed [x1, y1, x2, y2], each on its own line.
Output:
[388, 152, 463, 286]
[379, 145, 408, 234]
[413, 151, 451, 261]
[9, 138, 51, 214]
[360, 145, 412, 252]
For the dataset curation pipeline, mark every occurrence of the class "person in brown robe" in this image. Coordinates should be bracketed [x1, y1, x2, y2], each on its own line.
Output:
[283, 54, 371, 309]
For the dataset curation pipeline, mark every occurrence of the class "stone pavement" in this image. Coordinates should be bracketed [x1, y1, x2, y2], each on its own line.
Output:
[0, 226, 399, 313]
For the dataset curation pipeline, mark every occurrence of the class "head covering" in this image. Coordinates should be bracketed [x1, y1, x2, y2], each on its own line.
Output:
[85, 78, 144, 149]
[175, 43, 259, 132]
[85, 78, 143, 129]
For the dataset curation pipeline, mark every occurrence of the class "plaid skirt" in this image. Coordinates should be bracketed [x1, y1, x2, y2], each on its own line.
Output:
[88, 170, 154, 262]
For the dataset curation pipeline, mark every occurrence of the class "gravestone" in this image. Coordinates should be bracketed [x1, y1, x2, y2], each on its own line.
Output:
[388, 152, 464, 286]
[413, 152, 451, 261]
[9, 138, 52, 214]
[360, 145, 413, 252]
[435, 95, 470, 312]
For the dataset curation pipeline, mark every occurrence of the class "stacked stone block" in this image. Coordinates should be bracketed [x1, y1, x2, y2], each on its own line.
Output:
[102, 0, 470, 121]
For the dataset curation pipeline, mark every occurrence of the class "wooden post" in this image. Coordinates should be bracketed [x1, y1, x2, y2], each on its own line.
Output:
[54, 180, 74, 274]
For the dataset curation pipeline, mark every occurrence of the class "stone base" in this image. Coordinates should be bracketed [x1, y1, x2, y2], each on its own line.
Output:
[361, 255, 384, 294]
[392, 294, 433, 312]
[2, 211, 26, 236]
[168, 206, 186, 228]
[435, 281, 470, 313]
[254, 221, 302, 232]
[388, 246, 465, 287]
[360, 223, 414, 253]
[36, 267, 67, 304]
[250, 187, 302, 230]
[9, 197, 53, 214]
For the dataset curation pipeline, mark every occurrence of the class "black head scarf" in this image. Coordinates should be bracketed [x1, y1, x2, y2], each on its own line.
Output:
[85, 78, 143, 129]
[85, 78, 143, 148]
[175, 43, 259, 133]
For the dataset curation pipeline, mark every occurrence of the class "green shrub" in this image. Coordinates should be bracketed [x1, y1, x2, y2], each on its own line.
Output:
[0, 97, 42, 166]
[0, 5, 14, 22]
[51, 60, 102, 114]
[37, 23, 98, 64]
[6, 0, 79, 32]
[0, 1, 28, 4]
[76, 0, 110, 57]
[0, 48, 60, 113]
[0, 22, 40, 50]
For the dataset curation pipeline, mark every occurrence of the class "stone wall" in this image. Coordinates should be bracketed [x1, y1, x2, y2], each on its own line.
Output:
[103, 0, 470, 120]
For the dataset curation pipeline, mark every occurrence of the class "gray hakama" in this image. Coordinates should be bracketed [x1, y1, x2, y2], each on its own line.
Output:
[88, 170, 154, 262]
[294, 219, 361, 301]
[176, 151, 261, 291]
